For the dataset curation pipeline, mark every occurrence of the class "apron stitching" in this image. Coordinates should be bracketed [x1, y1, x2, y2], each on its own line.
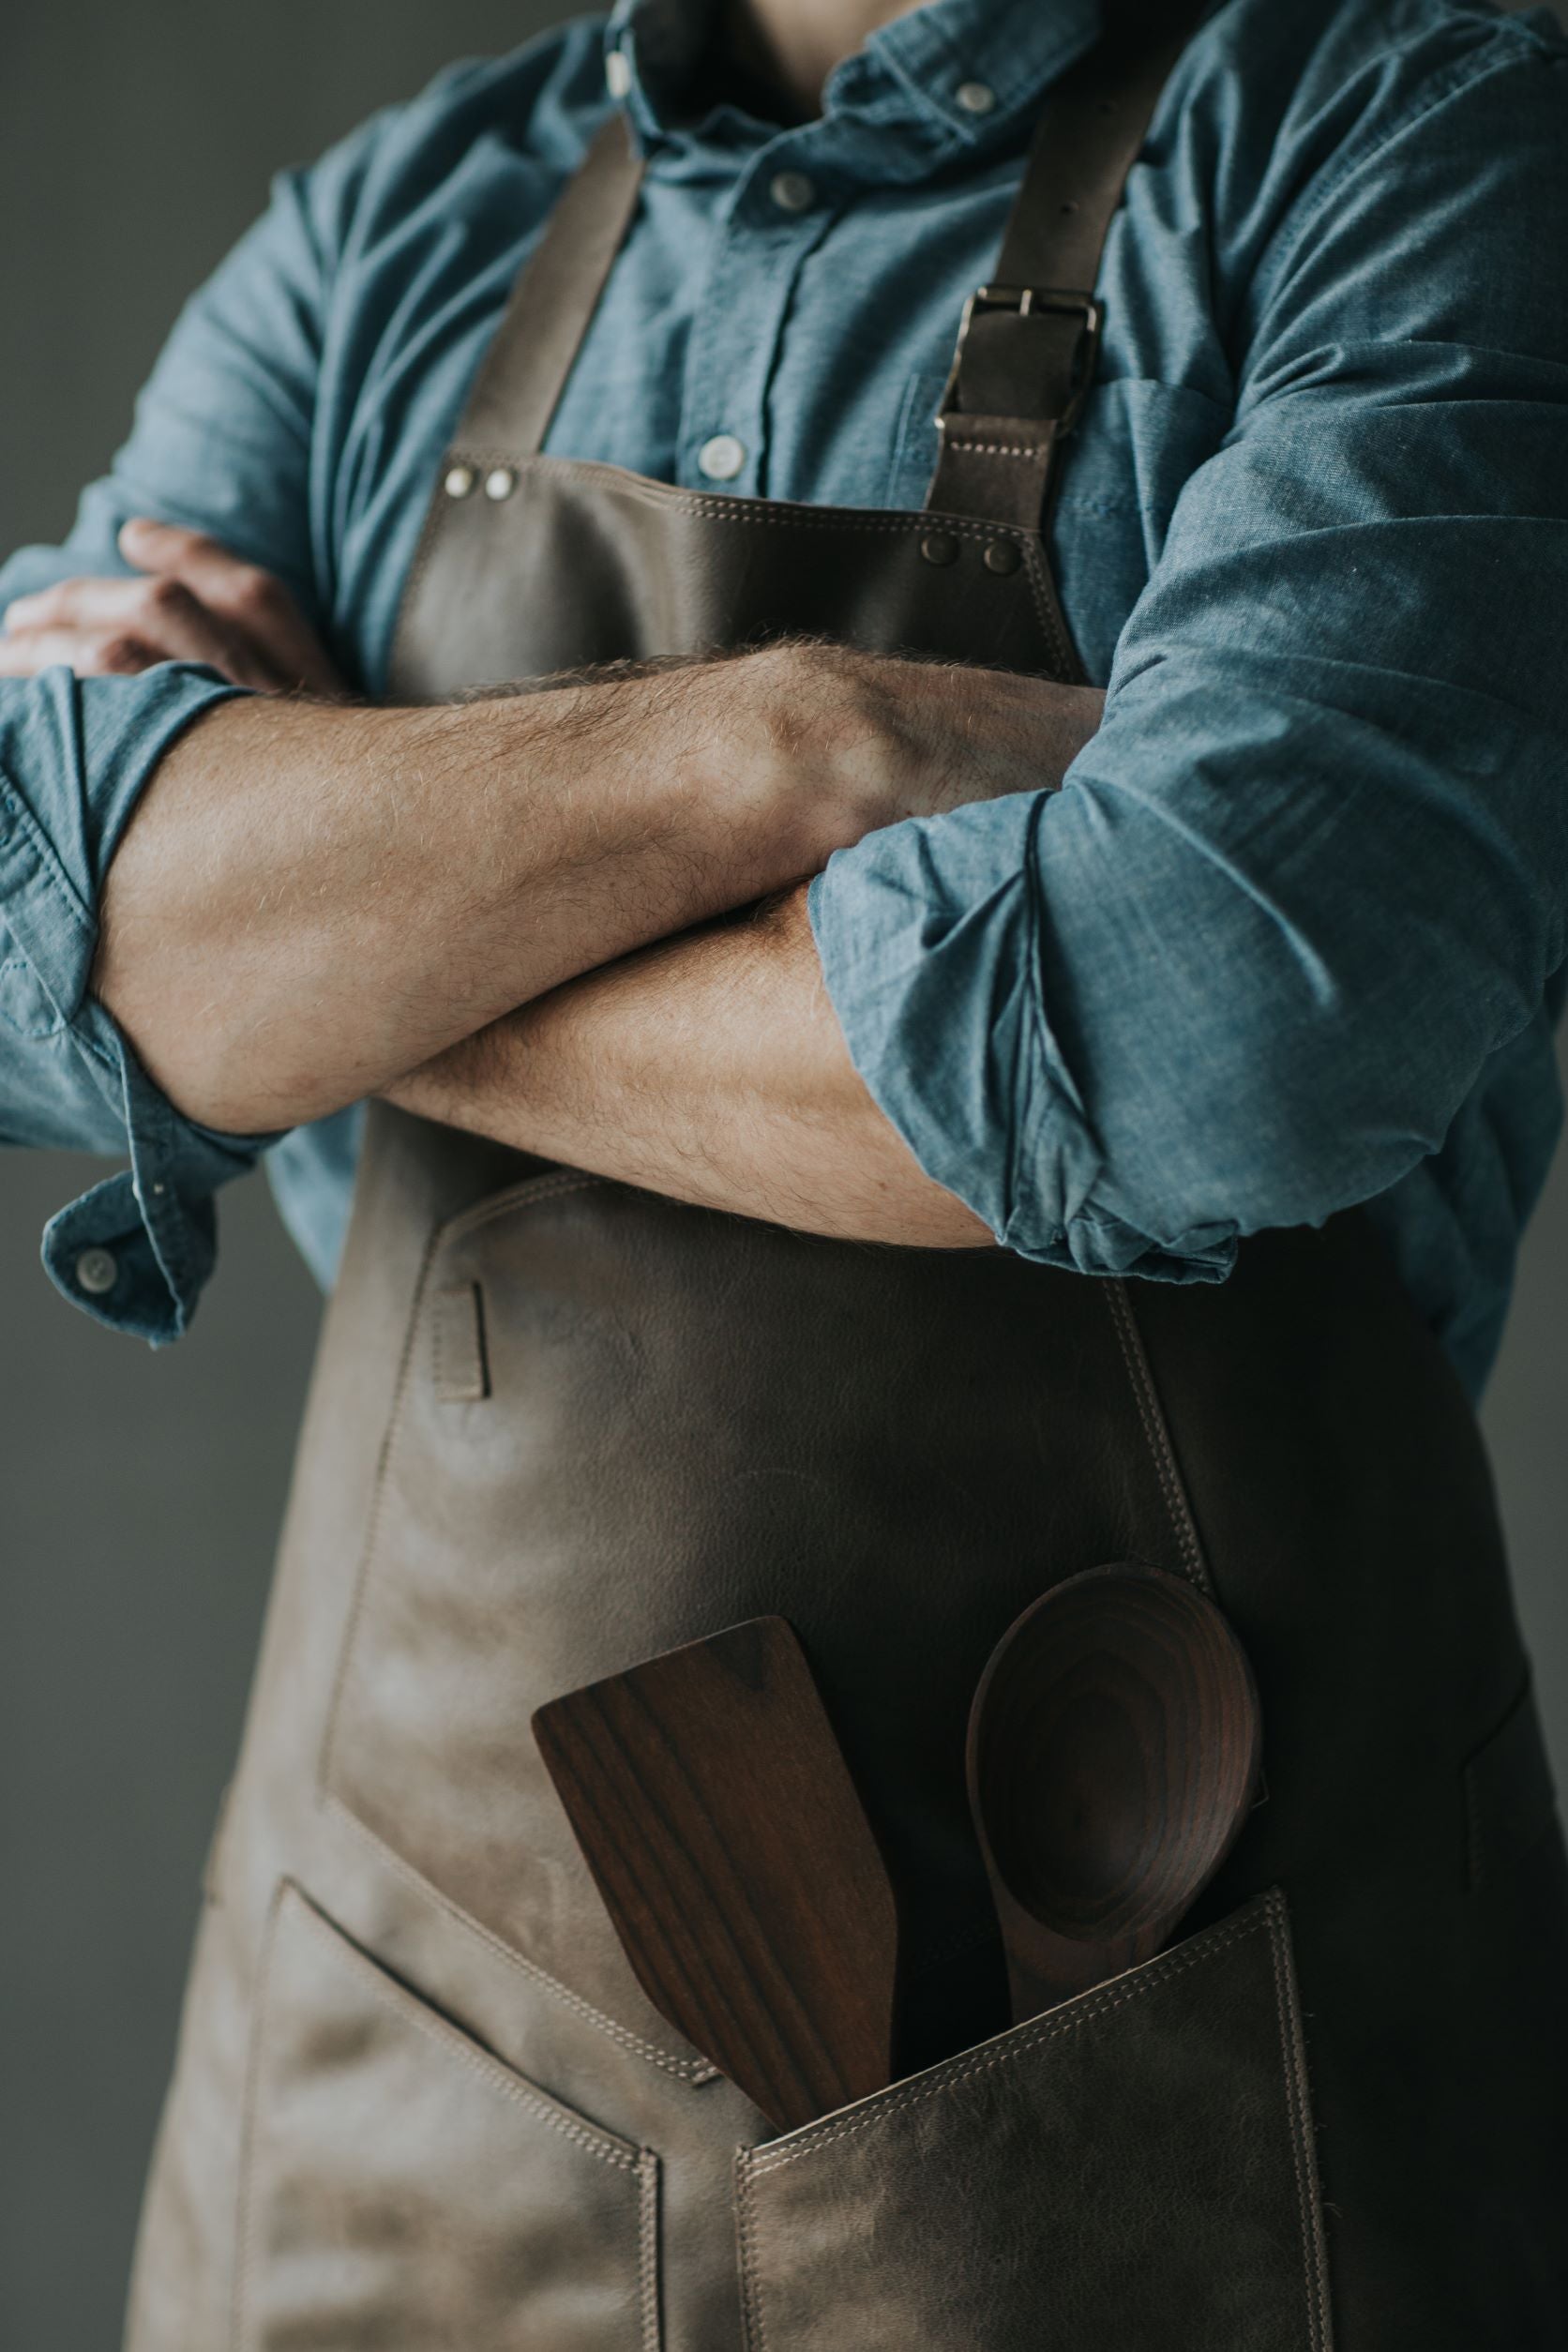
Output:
[427, 460, 1074, 676]
[326, 1796, 719, 2082]
[316, 1223, 444, 1796]
[284, 1885, 645, 2169]
[1266, 1899, 1334, 2351]
[733, 2148, 770, 2352]
[941, 439, 1050, 459]
[388, 451, 474, 694]
[231, 1879, 289, 2352]
[742, 1897, 1275, 2176]
[443, 1169, 607, 1246]
[638, 2152, 664, 2352]
[1104, 1280, 1212, 1593]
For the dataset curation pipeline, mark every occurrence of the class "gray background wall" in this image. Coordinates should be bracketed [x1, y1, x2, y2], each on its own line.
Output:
[2, 5, 1564, 2343]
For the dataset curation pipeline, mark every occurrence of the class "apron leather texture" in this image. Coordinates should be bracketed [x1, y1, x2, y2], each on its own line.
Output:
[126, 46, 1568, 2352]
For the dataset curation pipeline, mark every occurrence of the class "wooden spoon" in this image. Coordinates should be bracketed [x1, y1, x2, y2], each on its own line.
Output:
[967, 1564, 1260, 2022]
[534, 1616, 898, 2132]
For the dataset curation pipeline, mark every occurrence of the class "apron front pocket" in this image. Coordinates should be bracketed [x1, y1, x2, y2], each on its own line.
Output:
[734, 1891, 1332, 2352]
[237, 1883, 660, 2350]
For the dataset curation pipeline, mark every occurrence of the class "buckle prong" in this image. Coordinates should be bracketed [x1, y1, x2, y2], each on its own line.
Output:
[937, 283, 1106, 441]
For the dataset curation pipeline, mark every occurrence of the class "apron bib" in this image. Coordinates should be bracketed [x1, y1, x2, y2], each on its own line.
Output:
[127, 20, 1568, 2350]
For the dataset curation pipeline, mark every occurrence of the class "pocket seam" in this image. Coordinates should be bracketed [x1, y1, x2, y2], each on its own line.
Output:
[739, 1890, 1281, 2178]
[736, 1889, 1332, 2352]
[325, 1795, 720, 2084]
[235, 1880, 666, 2350]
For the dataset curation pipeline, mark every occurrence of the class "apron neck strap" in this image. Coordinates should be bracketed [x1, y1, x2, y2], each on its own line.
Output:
[451, 0, 1208, 501]
[926, 0, 1212, 530]
[459, 112, 645, 459]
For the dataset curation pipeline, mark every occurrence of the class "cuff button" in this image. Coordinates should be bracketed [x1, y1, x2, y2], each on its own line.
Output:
[75, 1246, 119, 1297]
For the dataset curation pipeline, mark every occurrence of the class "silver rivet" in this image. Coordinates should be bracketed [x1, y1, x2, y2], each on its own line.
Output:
[75, 1246, 118, 1297]
[444, 464, 476, 501]
[605, 49, 633, 99]
[769, 170, 817, 215]
[921, 533, 959, 567]
[956, 80, 997, 116]
[483, 467, 518, 502]
[697, 434, 747, 483]
[984, 540, 1022, 575]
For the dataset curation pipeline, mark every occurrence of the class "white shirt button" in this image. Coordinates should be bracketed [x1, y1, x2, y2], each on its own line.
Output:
[605, 49, 633, 99]
[75, 1246, 118, 1297]
[483, 466, 518, 502]
[769, 170, 817, 215]
[956, 80, 997, 115]
[444, 463, 476, 501]
[698, 434, 747, 483]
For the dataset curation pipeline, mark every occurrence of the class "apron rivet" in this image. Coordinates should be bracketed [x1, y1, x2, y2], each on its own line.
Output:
[984, 540, 1023, 575]
[484, 466, 519, 502]
[921, 533, 960, 567]
[443, 463, 476, 501]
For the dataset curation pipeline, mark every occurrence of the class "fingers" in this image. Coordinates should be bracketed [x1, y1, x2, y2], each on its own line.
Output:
[6, 567, 266, 685]
[0, 625, 163, 678]
[119, 518, 347, 695]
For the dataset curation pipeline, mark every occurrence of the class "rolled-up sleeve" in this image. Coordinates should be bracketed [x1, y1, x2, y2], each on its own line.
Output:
[0, 113, 384, 1339]
[812, 35, 1568, 1289]
[0, 662, 252, 1337]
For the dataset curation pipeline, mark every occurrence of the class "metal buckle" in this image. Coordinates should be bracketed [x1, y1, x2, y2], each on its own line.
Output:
[937, 284, 1106, 440]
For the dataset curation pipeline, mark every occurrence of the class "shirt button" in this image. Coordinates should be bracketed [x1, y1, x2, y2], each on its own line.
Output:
[484, 466, 518, 502]
[605, 49, 633, 99]
[769, 170, 817, 215]
[444, 463, 476, 501]
[956, 80, 997, 115]
[698, 434, 747, 483]
[75, 1246, 118, 1297]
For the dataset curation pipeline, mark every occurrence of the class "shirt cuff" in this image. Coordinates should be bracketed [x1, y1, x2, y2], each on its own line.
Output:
[807, 799, 1237, 1286]
[0, 664, 269, 1340]
[40, 1030, 267, 1343]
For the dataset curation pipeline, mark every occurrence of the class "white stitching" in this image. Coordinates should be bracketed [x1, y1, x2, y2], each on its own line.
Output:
[443, 1168, 606, 1245]
[317, 1219, 443, 1795]
[326, 1798, 717, 2084]
[734, 2143, 770, 2352]
[280, 1885, 643, 2170]
[1266, 1899, 1335, 2351]
[638, 2151, 663, 2352]
[942, 440, 1049, 459]
[1104, 1280, 1212, 1592]
[743, 1900, 1274, 2178]
[233, 1882, 288, 2352]
[416, 453, 1078, 693]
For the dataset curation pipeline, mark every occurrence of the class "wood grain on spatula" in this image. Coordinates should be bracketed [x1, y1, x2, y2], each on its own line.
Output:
[533, 1616, 898, 2133]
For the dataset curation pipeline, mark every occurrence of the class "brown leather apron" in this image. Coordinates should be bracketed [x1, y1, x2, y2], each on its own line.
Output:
[127, 23, 1568, 2352]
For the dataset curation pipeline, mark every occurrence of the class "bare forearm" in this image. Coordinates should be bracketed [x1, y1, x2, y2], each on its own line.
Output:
[386, 886, 991, 1247]
[95, 649, 859, 1133]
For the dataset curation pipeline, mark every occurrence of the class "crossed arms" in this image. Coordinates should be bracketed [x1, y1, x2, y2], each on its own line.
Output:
[1, 520, 1103, 1245]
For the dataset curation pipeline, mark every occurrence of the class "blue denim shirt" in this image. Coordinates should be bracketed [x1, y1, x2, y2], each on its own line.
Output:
[3, 0, 1567, 1396]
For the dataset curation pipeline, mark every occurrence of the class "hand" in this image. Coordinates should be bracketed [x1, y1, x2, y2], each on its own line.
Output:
[746, 641, 1106, 855]
[0, 518, 348, 696]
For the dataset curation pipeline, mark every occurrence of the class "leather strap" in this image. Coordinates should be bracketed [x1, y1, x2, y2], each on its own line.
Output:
[460, 111, 645, 457]
[926, 0, 1213, 528]
[451, 2, 1207, 511]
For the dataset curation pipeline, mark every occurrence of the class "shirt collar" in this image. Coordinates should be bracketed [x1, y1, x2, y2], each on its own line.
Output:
[604, 0, 1104, 156]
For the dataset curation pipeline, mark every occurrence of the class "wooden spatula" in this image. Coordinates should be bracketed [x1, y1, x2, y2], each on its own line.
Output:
[533, 1616, 899, 2132]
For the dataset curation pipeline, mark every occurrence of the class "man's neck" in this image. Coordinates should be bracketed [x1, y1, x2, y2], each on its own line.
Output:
[724, 0, 927, 116]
